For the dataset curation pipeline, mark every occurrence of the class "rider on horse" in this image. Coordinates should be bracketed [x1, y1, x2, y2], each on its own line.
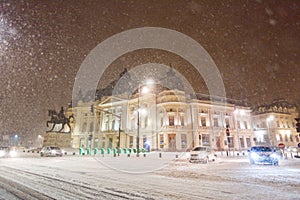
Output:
[58, 106, 66, 121]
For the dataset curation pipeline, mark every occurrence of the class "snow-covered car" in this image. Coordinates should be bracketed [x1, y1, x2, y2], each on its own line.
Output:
[285, 146, 300, 153]
[0, 147, 9, 157]
[0, 147, 17, 158]
[189, 146, 217, 163]
[248, 146, 279, 165]
[40, 146, 63, 157]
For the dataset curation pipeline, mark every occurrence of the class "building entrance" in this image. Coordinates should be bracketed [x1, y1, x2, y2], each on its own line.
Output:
[168, 134, 176, 151]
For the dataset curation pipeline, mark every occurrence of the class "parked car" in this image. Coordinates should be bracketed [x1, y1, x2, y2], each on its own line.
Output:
[0, 147, 9, 157]
[40, 146, 63, 157]
[189, 146, 217, 163]
[285, 146, 300, 153]
[248, 146, 279, 165]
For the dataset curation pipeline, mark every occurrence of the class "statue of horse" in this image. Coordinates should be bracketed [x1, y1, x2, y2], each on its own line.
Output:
[46, 109, 74, 133]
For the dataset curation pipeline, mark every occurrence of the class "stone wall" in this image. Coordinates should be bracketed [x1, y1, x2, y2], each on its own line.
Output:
[43, 132, 71, 148]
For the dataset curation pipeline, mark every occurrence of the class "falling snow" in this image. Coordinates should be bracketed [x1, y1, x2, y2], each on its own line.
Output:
[0, 0, 299, 141]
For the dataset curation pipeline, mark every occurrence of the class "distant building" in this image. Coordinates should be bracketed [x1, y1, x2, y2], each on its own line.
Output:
[252, 99, 299, 147]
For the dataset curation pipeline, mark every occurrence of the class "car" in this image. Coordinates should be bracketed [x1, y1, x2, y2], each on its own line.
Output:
[0, 147, 9, 157]
[40, 146, 63, 157]
[248, 146, 279, 165]
[0, 147, 18, 158]
[285, 146, 300, 153]
[189, 146, 217, 163]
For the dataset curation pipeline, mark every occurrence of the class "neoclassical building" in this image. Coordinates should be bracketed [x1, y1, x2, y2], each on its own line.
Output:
[69, 88, 255, 152]
[66, 69, 299, 152]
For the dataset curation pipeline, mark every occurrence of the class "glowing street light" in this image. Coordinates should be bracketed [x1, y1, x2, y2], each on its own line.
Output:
[136, 80, 152, 157]
[267, 115, 274, 146]
[13, 134, 19, 146]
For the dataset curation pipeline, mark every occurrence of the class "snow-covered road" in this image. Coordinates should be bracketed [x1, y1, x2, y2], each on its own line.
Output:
[0, 154, 299, 200]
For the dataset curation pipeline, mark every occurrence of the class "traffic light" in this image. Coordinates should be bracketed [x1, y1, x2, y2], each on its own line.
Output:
[90, 105, 94, 114]
[226, 128, 230, 143]
[295, 118, 300, 133]
[88, 134, 93, 141]
[226, 128, 230, 137]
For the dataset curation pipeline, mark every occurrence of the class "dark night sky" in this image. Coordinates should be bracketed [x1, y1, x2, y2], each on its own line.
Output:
[0, 0, 299, 140]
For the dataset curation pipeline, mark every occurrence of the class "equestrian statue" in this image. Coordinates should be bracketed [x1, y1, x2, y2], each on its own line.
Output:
[46, 107, 74, 133]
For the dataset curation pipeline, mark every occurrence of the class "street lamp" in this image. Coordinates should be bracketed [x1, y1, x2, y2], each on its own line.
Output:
[14, 134, 18, 146]
[267, 115, 274, 146]
[136, 81, 153, 156]
[233, 108, 243, 151]
[38, 135, 43, 148]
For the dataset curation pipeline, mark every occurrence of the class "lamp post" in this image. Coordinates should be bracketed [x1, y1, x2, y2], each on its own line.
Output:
[267, 115, 274, 147]
[137, 90, 140, 157]
[38, 135, 43, 148]
[233, 108, 240, 151]
[136, 80, 153, 157]
[14, 134, 18, 146]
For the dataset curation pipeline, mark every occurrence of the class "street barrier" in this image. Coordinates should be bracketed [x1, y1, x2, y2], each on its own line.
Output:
[101, 148, 105, 156]
[86, 148, 91, 155]
[118, 148, 123, 155]
[107, 148, 111, 155]
[113, 148, 117, 157]
[79, 147, 84, 155]
[94, 148, 98, 155]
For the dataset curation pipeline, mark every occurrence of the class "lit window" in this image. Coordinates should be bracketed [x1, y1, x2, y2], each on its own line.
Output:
[201, 116, 206, 127]
[213, 118, 218, 127]
[180, 115, 184, 126]
[169, 115, 174, 126]
[244, 121, 248, 129]
[237, 121, 241, 129]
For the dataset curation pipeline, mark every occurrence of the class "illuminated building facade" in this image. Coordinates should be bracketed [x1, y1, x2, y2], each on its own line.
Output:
[252, 99, 300, 147]
[70, 89, 255, 152]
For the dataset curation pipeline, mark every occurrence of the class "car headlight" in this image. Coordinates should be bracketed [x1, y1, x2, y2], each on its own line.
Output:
[250, 152, 259, 160]
[9, 150, 17, 157]
[0, 151, 5, 157]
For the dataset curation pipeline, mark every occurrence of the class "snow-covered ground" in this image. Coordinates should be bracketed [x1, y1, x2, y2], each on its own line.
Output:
[0, 152, 299, 200]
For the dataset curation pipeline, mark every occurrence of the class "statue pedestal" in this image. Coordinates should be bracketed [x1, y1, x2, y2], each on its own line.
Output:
[43, 132, 71, 148]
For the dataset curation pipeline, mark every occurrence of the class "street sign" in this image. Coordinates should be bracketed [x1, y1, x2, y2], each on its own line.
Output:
[278, 143, 285, 149]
